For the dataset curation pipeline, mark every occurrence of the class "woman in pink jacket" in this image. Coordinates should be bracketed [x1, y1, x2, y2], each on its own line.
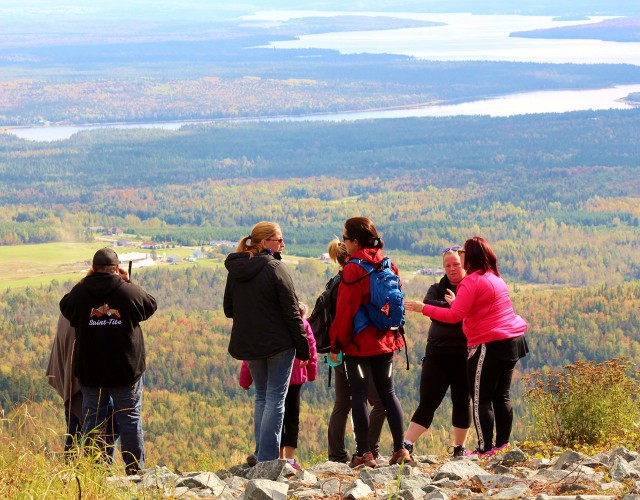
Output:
[240, 302, 318, 470]
[406, 236, 528, 457]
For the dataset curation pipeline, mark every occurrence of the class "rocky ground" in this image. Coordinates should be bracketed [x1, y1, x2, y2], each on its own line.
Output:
[108, 446, 640, 499]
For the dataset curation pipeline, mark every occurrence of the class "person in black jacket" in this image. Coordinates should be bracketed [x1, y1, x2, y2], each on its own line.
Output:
[60, 247, 157, 475]
[400, 246, 471, 459]
[224, 221, 310, 463]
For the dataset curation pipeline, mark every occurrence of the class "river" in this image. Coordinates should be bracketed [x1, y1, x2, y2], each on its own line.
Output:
[6, 84, 639, 142]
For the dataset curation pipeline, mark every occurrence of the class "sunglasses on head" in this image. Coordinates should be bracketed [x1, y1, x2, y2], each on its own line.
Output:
[441, 245, 462, 254]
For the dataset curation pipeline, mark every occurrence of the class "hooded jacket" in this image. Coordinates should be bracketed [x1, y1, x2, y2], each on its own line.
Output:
[60, 272, 157, 387]
[329, 247, 405, 357]
[224, 251, 310, 361]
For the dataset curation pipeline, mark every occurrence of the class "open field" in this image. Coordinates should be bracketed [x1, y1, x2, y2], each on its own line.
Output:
[0, 241, 218, 289]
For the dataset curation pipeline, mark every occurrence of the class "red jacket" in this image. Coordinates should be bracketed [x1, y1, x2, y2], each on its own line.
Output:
[329, 247, 405, 357]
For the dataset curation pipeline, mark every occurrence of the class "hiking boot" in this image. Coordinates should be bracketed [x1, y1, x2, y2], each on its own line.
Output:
[349, 451, 377, 468]
[449, 445, 466, 458]
[246, 454, 257, 466]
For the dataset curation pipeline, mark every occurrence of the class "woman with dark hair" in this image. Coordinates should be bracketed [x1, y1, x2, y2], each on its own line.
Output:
[224, 221, 310, 463]
[329, 217, 409, 467]
[406, 236, 528, 457]
[325, 238, 386, 464]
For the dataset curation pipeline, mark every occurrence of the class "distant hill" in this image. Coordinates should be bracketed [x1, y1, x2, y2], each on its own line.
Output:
[511, 17, 640, 42]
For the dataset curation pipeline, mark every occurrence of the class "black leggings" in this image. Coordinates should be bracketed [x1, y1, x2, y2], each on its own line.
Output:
[327, 362, 386, 462]
[344, 352, 404, 454]
[411, 346, 471, 429]
[467, 344, 518, 453]
[281, 384, 302, 448]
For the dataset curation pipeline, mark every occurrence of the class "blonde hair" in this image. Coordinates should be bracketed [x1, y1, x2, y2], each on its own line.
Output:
[236, 221, 281, 256]
[327, 237, 348, 266]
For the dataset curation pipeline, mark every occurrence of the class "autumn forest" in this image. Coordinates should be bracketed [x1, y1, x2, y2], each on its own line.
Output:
[0, 4, 639, 469]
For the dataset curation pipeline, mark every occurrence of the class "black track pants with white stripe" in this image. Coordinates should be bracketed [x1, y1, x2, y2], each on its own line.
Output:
[466, 344, 518, 453]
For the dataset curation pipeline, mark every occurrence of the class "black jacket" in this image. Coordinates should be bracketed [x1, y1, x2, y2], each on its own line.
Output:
[60, 272, 157, 387]
[423, 276, 467, 349]
[224, 251, 310, 361]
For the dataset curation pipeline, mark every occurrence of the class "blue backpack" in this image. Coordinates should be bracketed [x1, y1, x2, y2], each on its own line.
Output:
[343, 256, 405, 334]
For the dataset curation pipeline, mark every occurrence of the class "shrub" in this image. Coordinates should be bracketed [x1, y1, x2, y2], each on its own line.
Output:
[524, 357, 640, 448]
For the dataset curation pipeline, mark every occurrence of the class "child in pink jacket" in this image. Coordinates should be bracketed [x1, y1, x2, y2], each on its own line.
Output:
[240, 302, 318, 470]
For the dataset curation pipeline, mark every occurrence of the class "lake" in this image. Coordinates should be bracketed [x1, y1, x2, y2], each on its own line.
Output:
[5, 12, 640, 142]
[249, 11, 640, 66]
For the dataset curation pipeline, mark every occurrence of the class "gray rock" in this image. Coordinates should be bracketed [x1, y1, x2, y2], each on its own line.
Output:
[343, 478, 373, 499]
[295, 469, 318, 486]
[575, 496, 618, 500]
[244, 478, 289, 500]
[245, 459, 289, 481]
[432, 459, 488, 481]
[294, 488, 328, 498]
[474, 473, 522, 488]
[141, 465, 179, 488]
[424, 490, 449, 500]
[316, 476, 344, 496]
[610, 455, 640, 481]
[176, 471, 226, 495]
[308, 461, 354, 475]
[400, 475, 432, 490]
[489, 482, 531, 499]
[498, 448, 528, 466]
[397, 488, 427, 499]
[553, 450, 604, 470]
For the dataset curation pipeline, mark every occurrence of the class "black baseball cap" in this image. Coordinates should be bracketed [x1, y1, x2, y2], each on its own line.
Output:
[92, 247, 119, 267]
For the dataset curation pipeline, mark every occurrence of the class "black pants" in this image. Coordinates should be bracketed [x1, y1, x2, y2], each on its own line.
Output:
[467, 343, 518, 453]
[327, 362, 386, 462]
[411, 346, 471, 430]
[281, 383, 302, 448]
[344, 352, 404, 455]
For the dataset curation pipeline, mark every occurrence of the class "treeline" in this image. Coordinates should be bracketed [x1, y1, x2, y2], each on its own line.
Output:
[1, 111, 639, 285]
[1, 264, 639, 467]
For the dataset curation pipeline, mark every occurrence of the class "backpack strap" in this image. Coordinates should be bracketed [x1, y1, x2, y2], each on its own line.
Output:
[341, 258, 375, 285]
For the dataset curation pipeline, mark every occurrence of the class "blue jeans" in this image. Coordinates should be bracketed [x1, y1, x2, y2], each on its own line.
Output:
[81, 377, 144, 474]
[247, 348, 295, 462]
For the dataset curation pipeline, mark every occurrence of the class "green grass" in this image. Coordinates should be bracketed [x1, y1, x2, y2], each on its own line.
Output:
[0, 241, 210, 289]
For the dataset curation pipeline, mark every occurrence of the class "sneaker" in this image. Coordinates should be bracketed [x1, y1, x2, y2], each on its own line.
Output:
[349, 451, 377, 468]
[449, 445, 465, 458]
[389, 448, 413, 465]
[463, 447, 495, 458]
[288, 460, 302, 471]
[246, 454, 257, 466]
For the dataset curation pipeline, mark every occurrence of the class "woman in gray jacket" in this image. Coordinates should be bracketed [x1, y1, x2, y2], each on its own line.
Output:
[224, 221, 310, 463]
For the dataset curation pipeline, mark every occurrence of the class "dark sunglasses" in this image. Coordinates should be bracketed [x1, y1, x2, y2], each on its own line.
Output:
[342, 235, 354, 242]
[267, 238, 284, 243]
[441, 245, 462, 254]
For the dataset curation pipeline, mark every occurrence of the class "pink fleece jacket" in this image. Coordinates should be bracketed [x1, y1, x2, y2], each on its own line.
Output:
[239, 317, 318, 389]
[421, 270, 527, 347]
